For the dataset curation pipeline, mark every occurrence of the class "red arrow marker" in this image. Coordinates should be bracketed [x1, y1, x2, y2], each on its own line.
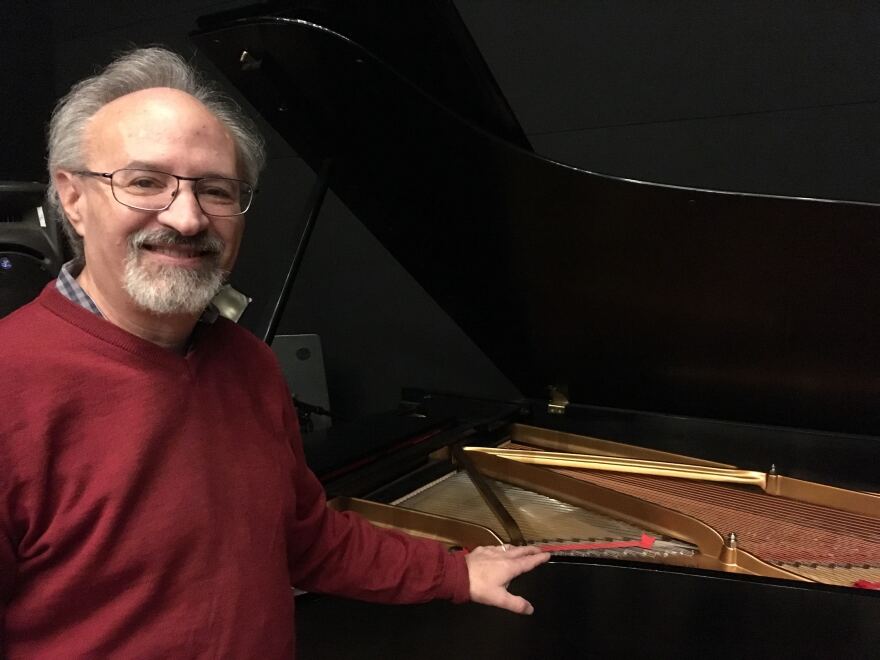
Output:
[539, 533, 656, 553]
[853, 580, 880, 590]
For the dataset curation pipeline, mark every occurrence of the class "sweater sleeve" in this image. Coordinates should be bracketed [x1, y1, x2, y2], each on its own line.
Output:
[0, 525, 13, 644]
[281, 400, 470, 604]
[0, 457, 16, 647]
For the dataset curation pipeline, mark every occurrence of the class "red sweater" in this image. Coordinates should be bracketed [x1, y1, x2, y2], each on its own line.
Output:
[0, 285, 468, 658]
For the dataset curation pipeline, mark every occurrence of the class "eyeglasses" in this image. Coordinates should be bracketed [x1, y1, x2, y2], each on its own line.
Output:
[74, 168, 255, 216]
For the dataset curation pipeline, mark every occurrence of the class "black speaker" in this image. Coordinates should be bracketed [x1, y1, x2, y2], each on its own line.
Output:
[0, 181, 64, 318]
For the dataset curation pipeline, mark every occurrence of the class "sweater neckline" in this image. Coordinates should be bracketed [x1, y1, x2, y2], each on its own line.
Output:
[37, 284, 206, 370]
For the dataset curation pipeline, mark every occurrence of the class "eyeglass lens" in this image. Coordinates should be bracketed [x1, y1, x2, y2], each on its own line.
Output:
[111, 169, 252, 216]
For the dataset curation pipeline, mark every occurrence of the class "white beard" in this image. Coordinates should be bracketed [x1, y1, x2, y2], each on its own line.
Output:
[123, 229, 228, 315]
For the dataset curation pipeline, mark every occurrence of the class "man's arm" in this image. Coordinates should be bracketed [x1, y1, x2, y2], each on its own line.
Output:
[278, 393, 549, 610]
[1, 492, 16, 649]
[281, 399, 468, 603]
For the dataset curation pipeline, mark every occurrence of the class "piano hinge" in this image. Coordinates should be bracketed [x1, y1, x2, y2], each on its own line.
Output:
[547, 386, 569, 415]
[239, 50, 262, 71]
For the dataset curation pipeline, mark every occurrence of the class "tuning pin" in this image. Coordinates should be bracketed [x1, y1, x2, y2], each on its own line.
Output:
[719, 532, 739, 567]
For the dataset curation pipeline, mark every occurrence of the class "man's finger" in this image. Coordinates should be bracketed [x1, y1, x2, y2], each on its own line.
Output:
[493, 590, 535, 615]
[507, 550, 551, 576]
[501, 544, 546, 558]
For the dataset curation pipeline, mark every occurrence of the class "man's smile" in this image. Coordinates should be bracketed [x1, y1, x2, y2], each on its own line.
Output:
[131, 228, 224, 270]
[140, 243, 216, 266]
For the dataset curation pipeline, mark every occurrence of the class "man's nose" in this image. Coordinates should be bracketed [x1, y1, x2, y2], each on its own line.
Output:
[157, 184, 209, 235]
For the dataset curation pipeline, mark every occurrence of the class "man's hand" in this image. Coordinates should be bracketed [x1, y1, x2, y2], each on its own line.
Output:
[465, 544, 551, 615]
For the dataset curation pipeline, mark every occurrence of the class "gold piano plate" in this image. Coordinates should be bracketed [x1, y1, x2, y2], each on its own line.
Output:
[336, 423, 880, 589]
[463, 438, 880, 586]
[328, 495, 503, 549]
[507, 424, 880, 515]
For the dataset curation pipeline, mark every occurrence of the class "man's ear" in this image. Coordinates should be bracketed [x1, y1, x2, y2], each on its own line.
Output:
[53, 170, 87, 237]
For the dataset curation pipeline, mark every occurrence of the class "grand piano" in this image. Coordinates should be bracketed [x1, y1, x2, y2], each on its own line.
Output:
[192, 3, 880, 657]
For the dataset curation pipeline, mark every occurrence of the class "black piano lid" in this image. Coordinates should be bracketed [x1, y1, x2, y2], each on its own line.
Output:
[192, 19, 880, 442]
[194, 1, 529, 150]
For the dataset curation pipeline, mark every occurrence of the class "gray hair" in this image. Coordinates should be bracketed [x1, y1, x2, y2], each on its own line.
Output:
[47, 47, 266, 260]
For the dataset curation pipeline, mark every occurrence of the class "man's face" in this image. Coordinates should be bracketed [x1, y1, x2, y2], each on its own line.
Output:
[57, 87, 245, 316]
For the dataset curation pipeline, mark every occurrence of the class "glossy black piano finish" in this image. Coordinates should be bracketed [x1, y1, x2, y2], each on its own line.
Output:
[192, 12, 880, 484]
[192, 6, 880, 658]
[192, 14, 880, 440]
[195, 1, 529, 151]
[297, 560, 880, 659]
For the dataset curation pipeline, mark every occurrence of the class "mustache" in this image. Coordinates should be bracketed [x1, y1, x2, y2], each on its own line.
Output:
[128, 228, 225, 256]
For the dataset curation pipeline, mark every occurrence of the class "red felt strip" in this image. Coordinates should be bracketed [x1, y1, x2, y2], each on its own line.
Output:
[539, 533, 656, 553]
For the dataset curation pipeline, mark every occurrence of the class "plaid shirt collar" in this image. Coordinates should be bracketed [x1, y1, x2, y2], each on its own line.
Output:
[55, 260, 219, 324]
[56, 260, 102, 316]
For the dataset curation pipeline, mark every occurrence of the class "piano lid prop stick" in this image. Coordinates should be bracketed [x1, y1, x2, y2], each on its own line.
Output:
[539, 533, 656, 553]
[263, 159, 333, 345]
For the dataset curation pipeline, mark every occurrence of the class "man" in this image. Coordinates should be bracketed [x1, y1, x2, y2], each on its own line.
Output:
[0, 48, 549, 657]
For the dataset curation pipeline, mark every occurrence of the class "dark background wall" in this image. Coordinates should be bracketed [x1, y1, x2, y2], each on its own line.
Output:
[1, 3, 55, 182]
[2, 1, 878, 421]
[459, 1, 880, 204]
